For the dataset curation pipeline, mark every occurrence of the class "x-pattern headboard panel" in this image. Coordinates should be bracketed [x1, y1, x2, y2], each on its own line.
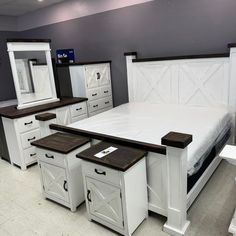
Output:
[129, 58, 230, 108]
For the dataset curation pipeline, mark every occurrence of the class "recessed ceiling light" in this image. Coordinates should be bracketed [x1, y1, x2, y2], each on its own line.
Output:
[37, 0, 44, 2]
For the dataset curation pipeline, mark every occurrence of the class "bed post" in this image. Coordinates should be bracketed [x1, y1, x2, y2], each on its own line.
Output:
[161, 132, 192, 236]
[124, 52, 137, 102]
[229, 44, 236, 144]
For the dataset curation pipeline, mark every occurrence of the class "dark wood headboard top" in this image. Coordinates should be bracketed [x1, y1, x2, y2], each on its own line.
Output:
[6, 38, 51, 43]
[124, 52, 138, 56]
[49, 123, 167, 155]
[132, 53, 229, 63]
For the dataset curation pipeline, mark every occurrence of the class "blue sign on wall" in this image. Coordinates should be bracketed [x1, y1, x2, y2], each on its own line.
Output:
[56, 49, 75, 63]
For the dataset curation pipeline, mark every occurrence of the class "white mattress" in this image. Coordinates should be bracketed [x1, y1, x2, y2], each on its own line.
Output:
[69, 102, 232, 175]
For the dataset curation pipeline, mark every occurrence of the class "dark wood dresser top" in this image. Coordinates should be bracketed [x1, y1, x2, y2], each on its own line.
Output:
[31, 132, 90, 154]
[77, 142, 147, 172]
[35, 112, 56, 121]
[0, 97, 88, 119]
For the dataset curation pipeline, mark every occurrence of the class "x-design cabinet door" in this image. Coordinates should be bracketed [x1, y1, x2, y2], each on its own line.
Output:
[85, 64, 111, 89]
[40, 162, 70, 203]
[86, 177, 124, 229]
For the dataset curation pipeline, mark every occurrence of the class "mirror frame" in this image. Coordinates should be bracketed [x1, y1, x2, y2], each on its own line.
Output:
[7, 39, 59, 109]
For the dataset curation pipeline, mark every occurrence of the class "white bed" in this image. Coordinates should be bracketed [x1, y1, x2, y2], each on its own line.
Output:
[51, 46, 236, 236]
[69, 102, 232, 176]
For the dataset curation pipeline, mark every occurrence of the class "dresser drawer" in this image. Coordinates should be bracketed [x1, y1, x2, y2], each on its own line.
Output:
[82, 161, 121, 186]
[88, 100, 100, 113]
[99, 96, 113, 110]
[100, 86, 112, 98]
[17, 115, 39, 133]
[71, 114, 88, 124]
[23, 147, 37, 165]
[70, 102, 87, 118]
[37, 149, 65, 167]
[21, 129, 41, 150]
[87, 88, 101, 101]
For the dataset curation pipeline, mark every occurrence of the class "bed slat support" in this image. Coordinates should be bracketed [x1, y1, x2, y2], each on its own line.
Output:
[161, 132, 192, 236]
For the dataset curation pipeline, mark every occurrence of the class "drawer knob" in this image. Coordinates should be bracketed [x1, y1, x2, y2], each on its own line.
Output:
[63, 180, 68, 192]
[76, 108, 82, 111]
[24, 121, 33, 126]
[30, 153, 36, 157]
[92, 93, 97, 96]
[95, 168, 106, 175]
[104, 90, 109, 93]
[45, 154, 54, 159]
[87, 190, 92, 202]
[28, 136, 36, 142]
[105, 101, 110, 105]
[93, 104, 98, 108]
[96, 72, 101, 80]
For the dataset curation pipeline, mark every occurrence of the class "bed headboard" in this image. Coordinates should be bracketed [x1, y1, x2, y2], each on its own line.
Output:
[125, 47, 236, 113]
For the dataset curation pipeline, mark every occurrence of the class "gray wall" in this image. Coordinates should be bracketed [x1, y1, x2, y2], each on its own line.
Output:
[0, 31, 17, 101]
[2, 0, 236, 104]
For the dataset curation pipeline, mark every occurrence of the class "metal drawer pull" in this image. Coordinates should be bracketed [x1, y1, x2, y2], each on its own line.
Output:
[92, 93, 97, 96]
[104, 90, 109, 93]
[28, 136, 36, 141]
[30, 153, 36, 157]
[24, 121, 33, 125]
[95, 168, 106, 175]
[93, 104, 98, 108]
[63, 180, 68, 192]
[45, 154, 54, 159]
[76, 108, 82, 111]
[105, 101, 110, 104]
[96, 72, 101, 80]
[87, 190, 91, 202]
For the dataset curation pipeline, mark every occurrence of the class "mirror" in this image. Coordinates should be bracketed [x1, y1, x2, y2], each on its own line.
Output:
[7, 40, 59, 109]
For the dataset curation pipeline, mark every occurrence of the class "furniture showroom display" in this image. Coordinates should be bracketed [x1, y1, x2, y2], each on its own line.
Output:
[32, 132, 91, 212]
[51, 44, 236, 236]
[56, 61, 113, 116]
[0, 39, 88, 170]
[219, 145, 236, 236]
[78, 141, 148, 236]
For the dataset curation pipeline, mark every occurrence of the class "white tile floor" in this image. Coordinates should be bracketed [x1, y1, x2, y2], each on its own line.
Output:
[0, 159, 235, 236]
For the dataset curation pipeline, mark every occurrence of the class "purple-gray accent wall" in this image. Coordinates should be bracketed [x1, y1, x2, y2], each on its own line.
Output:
[1, 0, 236, 104]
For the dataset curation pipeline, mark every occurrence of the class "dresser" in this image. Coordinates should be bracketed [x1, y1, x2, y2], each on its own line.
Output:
[56, 61, 113, 117]
[0, 97, 88, 170]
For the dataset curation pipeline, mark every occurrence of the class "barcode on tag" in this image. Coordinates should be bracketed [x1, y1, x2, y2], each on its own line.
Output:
[94, 146, 118, 158]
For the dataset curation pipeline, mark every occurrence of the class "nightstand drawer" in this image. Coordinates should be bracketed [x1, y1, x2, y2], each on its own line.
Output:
[82, 161, 121, 186]
[37, 149, 65, 167]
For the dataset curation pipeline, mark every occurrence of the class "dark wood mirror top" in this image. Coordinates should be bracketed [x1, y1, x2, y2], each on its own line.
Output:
[77, 142, 147, 172]
[32, 132, 90, 154]
[0, 97, 87, 119]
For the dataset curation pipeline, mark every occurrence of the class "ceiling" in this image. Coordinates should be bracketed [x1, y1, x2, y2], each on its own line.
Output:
[0, 0, 66, 16]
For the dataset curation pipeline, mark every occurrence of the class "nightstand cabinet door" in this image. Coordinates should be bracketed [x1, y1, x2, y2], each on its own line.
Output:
[86, 177, 124, 229]
[40, 162, 69, 203]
